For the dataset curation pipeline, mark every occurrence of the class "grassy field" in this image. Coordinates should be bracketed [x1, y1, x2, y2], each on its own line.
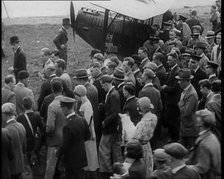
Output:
[2, 5, 212, 179]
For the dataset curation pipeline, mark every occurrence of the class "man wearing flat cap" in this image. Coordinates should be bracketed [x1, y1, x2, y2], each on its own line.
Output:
[187, 109, 221, 179]
[57, 96, 91, 179]
[205, 61, 219, 83]
[98, 74, 122, 177]
[14, 70, 35, 115]
[176, 68, 198, 150]
[2, 102, 26, 178]
[163, 142, 201, 179]
[53, 18, 70, 65]
[189, 53, 207, 100]
[194, 41, 209, 71]
[10, 35, 27, 83]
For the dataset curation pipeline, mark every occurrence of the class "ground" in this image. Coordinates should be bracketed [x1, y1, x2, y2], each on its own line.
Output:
[2, 5, 212, 179]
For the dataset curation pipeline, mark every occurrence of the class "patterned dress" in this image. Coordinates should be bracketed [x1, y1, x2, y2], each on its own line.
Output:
[132, 111, 157, 178]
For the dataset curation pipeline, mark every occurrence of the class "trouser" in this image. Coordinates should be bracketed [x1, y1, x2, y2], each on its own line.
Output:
[44, 147, 58, 179]
[11, 173, 22, 179]
[98, 133, 122, 173]
[65, 168, 86, 179]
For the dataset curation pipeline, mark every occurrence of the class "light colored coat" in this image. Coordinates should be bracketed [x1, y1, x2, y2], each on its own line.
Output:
[1, 84, 16, 105]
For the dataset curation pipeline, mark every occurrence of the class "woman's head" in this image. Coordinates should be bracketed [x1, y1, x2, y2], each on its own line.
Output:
[125, 140, 143, 159]
[74, 85, 87, 100]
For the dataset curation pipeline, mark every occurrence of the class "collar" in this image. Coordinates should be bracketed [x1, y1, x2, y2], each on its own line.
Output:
[25, 109, 33, 113]
[107, 86, 115, 96]
[171, 64, 178, 71]
[200, 53, 205, 57]
[6, 116, 16, 124]
[157, 64, 163, 68]
[183, 83, 191, 93]
[194, 66, 199, 73]
[62, 26, 66, 31]
[199, 129, 209, 136]
[207, 91, 213, 98]
[141, 57, 149, 64]
[55, 95, 63, 100]
[118, 82, 125, 89]
[209, 73, 216, 79]
[144, 82, 153, 88]
[155, 47, 160, 53]
[126, 96, 135, 102]
[67, 111, 76, 119]
[94, 72, 102, 80]
[171, 164, 186, 174]
[16, 82, 25, 87]
[133, 69, 140, 75]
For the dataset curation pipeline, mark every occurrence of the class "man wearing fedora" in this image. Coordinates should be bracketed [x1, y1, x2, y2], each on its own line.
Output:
[205, 31, 216, 59]
[10, 36, 27, 83]
[189, 53, 207, 100]
[187, 109, 221, 179]
[176, 68, 198, 150]
[53, 18, 70, 65]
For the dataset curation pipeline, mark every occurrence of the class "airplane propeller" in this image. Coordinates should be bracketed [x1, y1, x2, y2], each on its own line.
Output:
[70, 1, 76, 43]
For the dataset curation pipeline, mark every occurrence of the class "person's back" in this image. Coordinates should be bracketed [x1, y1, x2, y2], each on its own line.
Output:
[2, 75, 16, 105]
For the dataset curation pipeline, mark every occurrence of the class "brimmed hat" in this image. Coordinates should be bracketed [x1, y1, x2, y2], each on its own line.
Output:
[182, 53, 191, 57]
[163, 142, 188, 159]
[179, 15, 187, 22]
[107, 45, 118, 54]
[100, 74, 113, 83]
[131, 54, 142, 65]
[73, 69, 89, 79]
[138, 97, 154, 112]
[74, 85, 86, 97]
[90, 62, 101, 68]
[112, 68, 125, 81]
[2, 102, 16, 115]
[207, 61, 219, 69]
[190, 53, 202, 61]
[195, 109, 216, 126]
[58, 96, 76, 103]
[205, 31, 215, 39]
[195, 42, 207, 49]
[17, 70, 29, 80]
[175, 68, 194, 80]
[10, 36, 20, 44]
[62, 18, 70, 26]
[153, 149, 168, 162]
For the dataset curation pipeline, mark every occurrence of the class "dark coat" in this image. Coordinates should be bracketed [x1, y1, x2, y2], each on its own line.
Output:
[53, 27, 68, 62]
[172, 165, 201, 179]
[93, 73, 107, 104]
[13, 47, 27, 81]
[1, 84, 16, 105]
[103, 86, 121, 134]
[124, 159, 146, 179]
[5, 120, 26, 175]
[58, 113, 90, 171]
[17, 112, 44, 152]
[122, 96, 142, 126]
[156, 64, 167, 86]
[133, 69, 143, 96]
[1, 128, 14, 179]
[191, 67, 207, 100]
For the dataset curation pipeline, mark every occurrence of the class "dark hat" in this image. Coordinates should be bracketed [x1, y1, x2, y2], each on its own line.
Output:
[73, 69, 89, 79]
[205, 31, 215, 39]
[17, 70, 29, 80]
[163, 142, 188, 159]
[190, 53, 202, 61]
[90, 49, 100, 57]
[179, 15, 187, 22]
[153, 149, 168, 162]
[175, 68, 194, 80]
[198, 79, 211, 86]
[195, 42, 207, 49]
[163, 21, 172, 26]
[10, 36, 20, 44]
[62, 18, 70, 26]
[112, 68, 125, 81]
[131, 54, 142, 65]
[207, 61, 219, 69]
[100, 74, 113, 83]
[107, 45, 118, 54]
[58, 96, 76, 103]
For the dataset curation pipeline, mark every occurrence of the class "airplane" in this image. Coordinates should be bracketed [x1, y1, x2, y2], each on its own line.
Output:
[70, 0, 174, 57]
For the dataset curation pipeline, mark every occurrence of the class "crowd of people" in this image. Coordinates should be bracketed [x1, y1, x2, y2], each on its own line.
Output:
[1, 1, 221, 179]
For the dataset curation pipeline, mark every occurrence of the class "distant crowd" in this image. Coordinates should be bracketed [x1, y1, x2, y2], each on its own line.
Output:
[1, 1, 221, 179]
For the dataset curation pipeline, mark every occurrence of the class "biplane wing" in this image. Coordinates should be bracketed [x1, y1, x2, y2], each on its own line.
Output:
[91, 0, 174, 20]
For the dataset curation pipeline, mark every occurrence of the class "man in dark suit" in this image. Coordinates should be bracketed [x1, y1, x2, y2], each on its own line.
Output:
[189, 53, 207, 100]
[98, 75, 122, 177]
[122, 83, 141, 126]
[57, 96, 90, 179]
[2, 102, 26, 179]
[10, 36, 27, 83]
[161, 52, 182, 143]
[163, 142, 201, 179]
[53, 18, 70, 64]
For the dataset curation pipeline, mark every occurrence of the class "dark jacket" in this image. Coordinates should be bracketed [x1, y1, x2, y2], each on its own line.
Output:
[58, 113, 90, 171]
[93, 73, 107, 103]
[13, 47, 27, 80]
[133, 69, 143, 96]
[38, 78, 52, 111]
[124, 159, 146, 179]
[156, 64, 167, 86]
[122, 96, 141, 126]
[103, 86, 121, 134]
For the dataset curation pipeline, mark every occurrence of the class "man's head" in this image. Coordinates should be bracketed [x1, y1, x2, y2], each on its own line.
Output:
[189, 53, 201, 70]
[211, 80, 221, 93]
[10, 36, 20, 51]
[123, 57, 135, 73]
[51, 79, 63, 94]
[169, 30, 176, 40]
[167, 52, 178, 67]
[90, 62, 101, 79]
[123, 83, 136, 99]
[138, 47, 148, 60]
[176, 68, 193, 89]
[152, 52, 164, 65]
[195, 109, 216, 131]
[4, 75, 16, 91]
[190, 9, 197, 17]
[205, 31, 215, 45]
[216, 32, 221, 45]
[131, 54, 142, 68]
[194, 42, 207, 55]
[100, 75, 113, 92]
[55, 59, 66, 76]
[92, 53, 105, 65]
[59, 96, 76, 116]
[62, 18, 70, 29]
[73, 69, 89, 86]
[90, 49, 100, 59]
[142, 68, 155, 84]
[192, 25, 202, 35]
[107, 61, 117, 75]
[2, 103, 16, 125]
[22, 96, 33, 111]
[206, 61, 219, 76]
[199, 79, 211, 97]
[40, 48, 51, 58]
[216, 0, 221, 7]
[17, 70, 29, 86]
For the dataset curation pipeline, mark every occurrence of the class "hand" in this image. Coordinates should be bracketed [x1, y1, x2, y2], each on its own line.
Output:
[60, 44, 65, 49]
[162, 84, 167, 89]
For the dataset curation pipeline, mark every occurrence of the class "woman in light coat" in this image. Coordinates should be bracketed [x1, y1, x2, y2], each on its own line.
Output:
[74, 85, 99, 177]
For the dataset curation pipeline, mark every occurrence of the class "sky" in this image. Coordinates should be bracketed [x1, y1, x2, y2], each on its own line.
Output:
[2, 0, 214, 18]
